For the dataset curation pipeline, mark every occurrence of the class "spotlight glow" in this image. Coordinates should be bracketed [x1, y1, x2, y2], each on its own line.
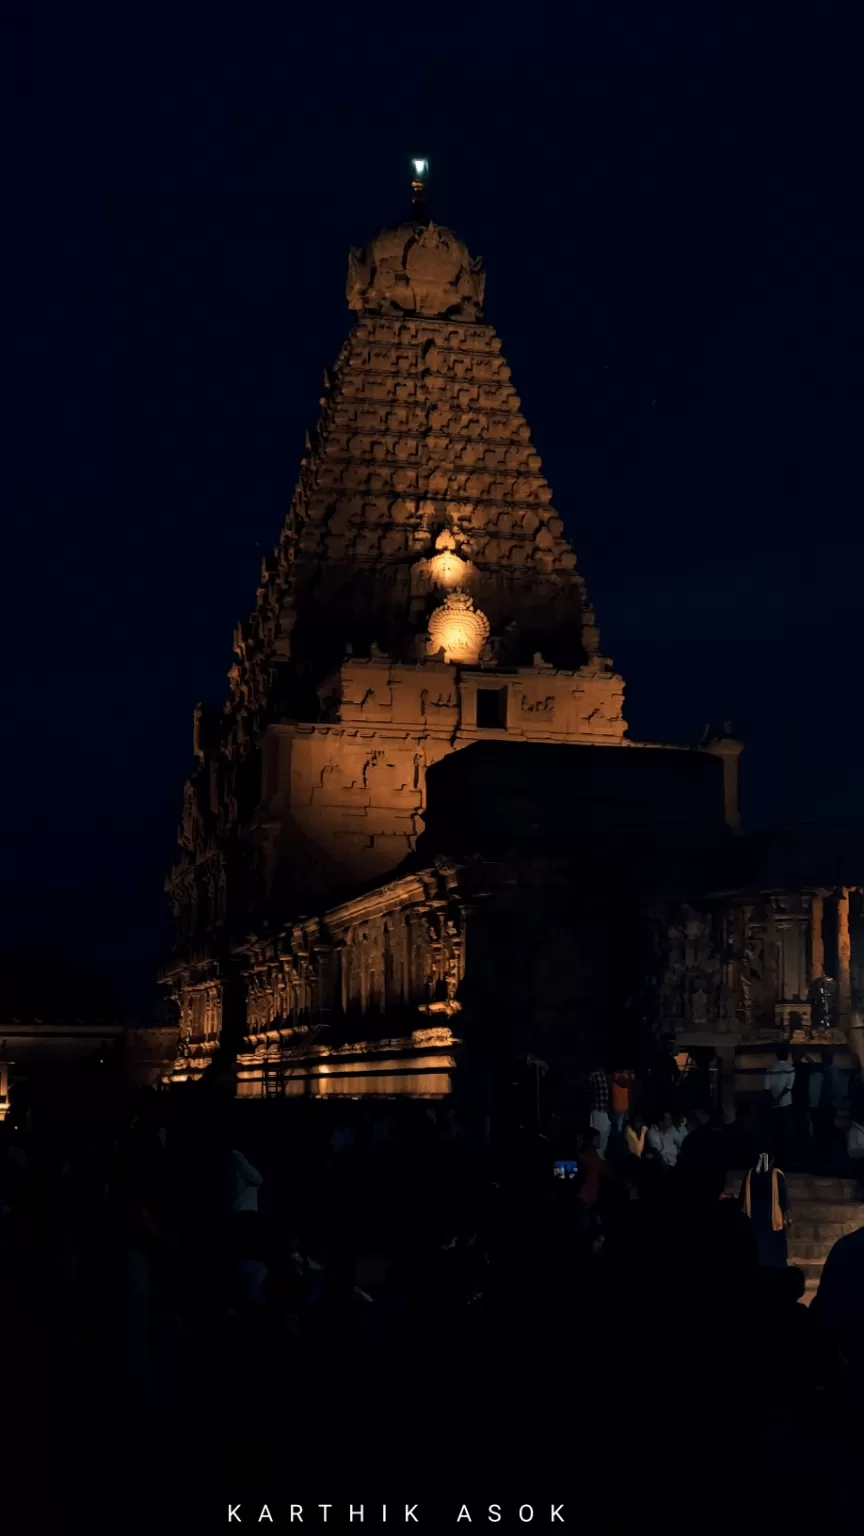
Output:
[427, 594, 489, 664]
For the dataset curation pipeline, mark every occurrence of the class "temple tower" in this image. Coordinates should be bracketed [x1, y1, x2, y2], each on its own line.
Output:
[164, 177, 628, 1073]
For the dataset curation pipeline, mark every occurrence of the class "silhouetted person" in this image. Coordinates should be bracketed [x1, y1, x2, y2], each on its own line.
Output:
[727, 1102, 760, 1172]
[740, 1151, 789, 1268]
[104, 1115, 167, 1422]
[229, 1147, 266, 1305]
[650, 1035, 681, 1119]
[607, 1066, 633, 1140]
[811, 1223, 864, 1384]
[645, 1110, 679, 1168]
[850, 1059, 864, 1123]
[624, 1111, 647, 1159]
[678, 1107, 728, 1192]
[670, 1108, 689, 1158]
[812, 1050, 840, 1164]
[506, 1122, 553, 1188]
[172, 1123, 235, 1319]
[847, 1112, 864, 1197]
[574, 1125, 610, 1239]
[683, 1164, 759, 1286]
[792, 1055, 813, 1156]
[587, 1066, 611, 1157]
[765, 1045, 795, 1164]
[750, 1264, 831, 1423]
[230, 1146, 262, 1212]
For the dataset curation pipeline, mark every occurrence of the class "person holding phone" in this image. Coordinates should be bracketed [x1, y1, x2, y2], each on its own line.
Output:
[740, 1151, 790, 1268]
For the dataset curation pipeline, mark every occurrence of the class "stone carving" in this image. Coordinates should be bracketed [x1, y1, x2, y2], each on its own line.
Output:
[237, 868, 466, 1060]
[347, 223, 486, 319]
[741, 931, 764, 1021]
[427, 592, 491, 664]
[654, 903, 727, 1030]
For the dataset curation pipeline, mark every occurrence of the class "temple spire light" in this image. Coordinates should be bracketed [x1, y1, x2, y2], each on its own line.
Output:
[411, 156, 429, 222]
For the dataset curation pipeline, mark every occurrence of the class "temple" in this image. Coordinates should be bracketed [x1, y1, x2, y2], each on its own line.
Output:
[161, 169, 864, 1124]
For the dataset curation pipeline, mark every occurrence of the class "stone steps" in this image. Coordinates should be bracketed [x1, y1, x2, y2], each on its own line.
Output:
[785, 1174, 860, 1203]
[786, 1175, 863, 1303]
[788, 1236, 854, 1262]
[788, 1211, 862, 1241]
[789, 1196, 861, 1216]
[728, 1171, 860, 1197]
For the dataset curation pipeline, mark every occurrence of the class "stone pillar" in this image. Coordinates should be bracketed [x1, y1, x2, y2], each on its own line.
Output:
[837, 886, 861, 1059]
[810, 891, 824, 981]
[837, 887, 852, 1028]
[716, 1043, 737, 1125]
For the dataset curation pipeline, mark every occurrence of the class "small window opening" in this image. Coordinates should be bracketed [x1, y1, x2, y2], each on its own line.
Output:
[476, 687, 508, 729]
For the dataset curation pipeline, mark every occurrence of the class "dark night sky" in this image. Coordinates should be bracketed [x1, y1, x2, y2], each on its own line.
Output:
[7, 5, 864, 1019]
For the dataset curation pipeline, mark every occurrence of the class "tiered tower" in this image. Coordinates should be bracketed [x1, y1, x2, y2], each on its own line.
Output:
[164, 174, 628, 1075]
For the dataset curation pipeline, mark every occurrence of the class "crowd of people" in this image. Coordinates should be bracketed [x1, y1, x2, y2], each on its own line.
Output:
[1, 1066, 863, 1531]
[589, 1041, 864, 1172]
[574, 1067, 788, 1263]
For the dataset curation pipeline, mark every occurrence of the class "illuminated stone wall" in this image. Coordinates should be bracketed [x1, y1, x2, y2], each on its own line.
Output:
[254, 656, 625, 903]
[232, 847, 635, 1110]
[235, 869, 464, 1098]
[169, 975, 223, 1082]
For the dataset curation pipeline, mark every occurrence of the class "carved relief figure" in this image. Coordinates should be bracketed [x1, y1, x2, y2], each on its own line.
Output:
[655, 904, 725, 1029]
[741, 932, 764, 1022]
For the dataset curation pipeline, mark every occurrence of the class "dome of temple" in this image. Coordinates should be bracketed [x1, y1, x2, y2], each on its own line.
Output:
[346, 221, 486, 320]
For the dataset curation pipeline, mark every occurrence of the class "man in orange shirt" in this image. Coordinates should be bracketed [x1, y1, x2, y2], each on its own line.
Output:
[608, 1067, 634, 1139]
